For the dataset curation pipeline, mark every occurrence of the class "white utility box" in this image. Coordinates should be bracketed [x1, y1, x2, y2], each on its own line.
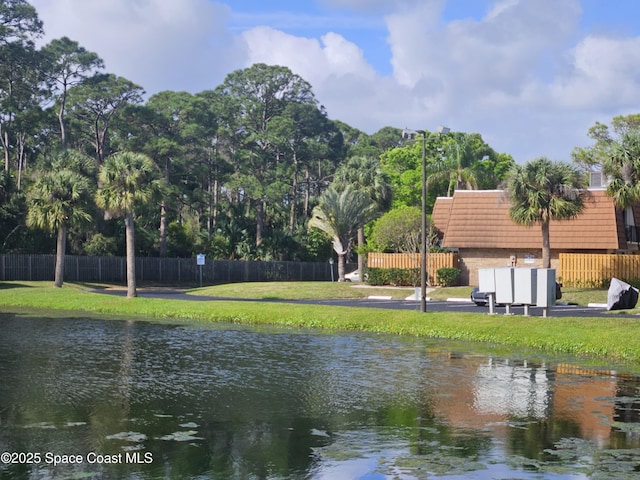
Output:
[478, 268, 496, 293]
[514, 268, 537, 305]
[494, 268, 515, 304]
[536, 269, 556, 308]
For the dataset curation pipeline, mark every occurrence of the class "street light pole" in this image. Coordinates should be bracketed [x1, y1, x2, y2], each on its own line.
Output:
[402, 125, 450, 312]
[420, 131, 427, 312]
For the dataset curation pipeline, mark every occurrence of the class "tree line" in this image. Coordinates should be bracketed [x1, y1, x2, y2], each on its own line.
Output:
[3, 1, 638, 290]
[0, 0, 511, 264]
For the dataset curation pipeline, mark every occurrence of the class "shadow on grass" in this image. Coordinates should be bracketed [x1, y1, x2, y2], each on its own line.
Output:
[0, 282, 33, 290]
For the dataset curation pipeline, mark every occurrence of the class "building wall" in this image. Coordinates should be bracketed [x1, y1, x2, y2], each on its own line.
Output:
[460, 249, 559, 286]
[460, 248, 612, 286]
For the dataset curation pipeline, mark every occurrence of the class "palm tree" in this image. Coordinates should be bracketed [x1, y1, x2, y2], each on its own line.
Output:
[333, 156, 391, 274]
[308, 185, 377, 281]
[26, 150, 94, 288]
[96, 151, 160, 297]
[603, 129, 640, 208]
[505, 157, 587, 268]
[427, 133, 481, 196]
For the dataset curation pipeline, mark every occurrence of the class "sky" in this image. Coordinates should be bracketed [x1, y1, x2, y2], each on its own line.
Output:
[29, 0, 640, 163]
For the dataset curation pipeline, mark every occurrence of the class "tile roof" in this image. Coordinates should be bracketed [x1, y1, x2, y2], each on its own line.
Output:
[431, 196, 452, 236]
[433, 189, 625, 250]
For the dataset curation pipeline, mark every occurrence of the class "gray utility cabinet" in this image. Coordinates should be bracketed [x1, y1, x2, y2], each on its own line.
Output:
[477, 267, 556, 316]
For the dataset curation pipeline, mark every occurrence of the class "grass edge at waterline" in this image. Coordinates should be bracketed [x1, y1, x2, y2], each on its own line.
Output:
[1, 281, 639, 362]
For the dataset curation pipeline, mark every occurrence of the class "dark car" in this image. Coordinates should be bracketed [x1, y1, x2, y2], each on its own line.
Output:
[471, 288, 491, 306]
[471, 283, 562, 307]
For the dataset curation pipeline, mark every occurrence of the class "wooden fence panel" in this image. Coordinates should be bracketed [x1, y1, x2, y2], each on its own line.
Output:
[367, 252, 458, 285]
[559, 253, 640, 287]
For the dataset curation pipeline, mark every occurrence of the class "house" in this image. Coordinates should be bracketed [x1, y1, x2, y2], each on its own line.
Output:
[431, 189, 640, 286]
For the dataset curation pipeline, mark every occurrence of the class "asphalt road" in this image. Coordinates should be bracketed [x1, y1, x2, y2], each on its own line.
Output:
[95, 288, 639, 319]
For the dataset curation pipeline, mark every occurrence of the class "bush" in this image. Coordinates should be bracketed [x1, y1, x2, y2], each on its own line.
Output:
[365, 267, 419, 286]
[436, 267, 460, 287]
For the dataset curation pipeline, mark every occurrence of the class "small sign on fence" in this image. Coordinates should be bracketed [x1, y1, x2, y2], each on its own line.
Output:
[196, 254, 205, 286]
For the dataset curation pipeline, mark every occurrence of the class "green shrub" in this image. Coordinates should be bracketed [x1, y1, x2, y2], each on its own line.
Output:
[436, 267, 460, 287]
[365, 267, 419, 286]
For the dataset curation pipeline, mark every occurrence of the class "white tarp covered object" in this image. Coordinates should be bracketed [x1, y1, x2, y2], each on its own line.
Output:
[607, 278, 639, 311]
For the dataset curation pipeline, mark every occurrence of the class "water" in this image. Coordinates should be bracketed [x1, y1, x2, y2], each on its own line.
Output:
[1, 313, 640, 479]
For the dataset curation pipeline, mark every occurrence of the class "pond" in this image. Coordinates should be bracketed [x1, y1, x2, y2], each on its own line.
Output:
[1, 313, 640, 479]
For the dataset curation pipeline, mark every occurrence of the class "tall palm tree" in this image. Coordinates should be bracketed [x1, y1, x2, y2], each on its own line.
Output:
[505, 157, 587, 268]
[26, 150, 94, 288]
[308, 185, 377, 281]
[333, 156, 391, 274]
[96, 151, 160, 297]
[603, 129, 640, 208]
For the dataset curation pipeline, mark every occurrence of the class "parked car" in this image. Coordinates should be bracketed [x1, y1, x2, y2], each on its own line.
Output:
[471, 288, 491, 306]
[345, 270, 360, 282]
[471, 282, 562, 306]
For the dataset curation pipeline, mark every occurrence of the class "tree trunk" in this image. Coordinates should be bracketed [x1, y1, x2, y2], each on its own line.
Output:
[213, 178, 219, 231]
[2, 129, 9, 173]
[16, 135, 24, 190]
[541, 221, 551, 269]
[289, 174, 298, 233]
[159, 200, 168, 257]
[357, 226, 365, 276]
[54, 225, 67, 288]
[125, 212, 137, 298]
[256, 200, 264, 247]
[58, 93, 67, 151]
[337, 253, 346, 282]
[303, 169, 311, 217]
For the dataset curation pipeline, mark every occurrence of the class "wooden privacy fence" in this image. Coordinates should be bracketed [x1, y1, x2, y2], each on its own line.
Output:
[559, 253, 640, 287]
[0, 254, 345, 284]
[367, 252, 458, 284]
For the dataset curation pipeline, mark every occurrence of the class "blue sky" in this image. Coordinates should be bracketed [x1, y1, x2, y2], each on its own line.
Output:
[30, 0, 640, 164]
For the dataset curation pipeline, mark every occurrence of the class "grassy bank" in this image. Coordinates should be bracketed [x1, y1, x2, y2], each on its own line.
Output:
[0, 281, 638, 362]
[189, 282, 611, 305]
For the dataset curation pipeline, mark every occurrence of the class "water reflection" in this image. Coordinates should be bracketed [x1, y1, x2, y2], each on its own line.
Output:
[0, 313, 639, 479]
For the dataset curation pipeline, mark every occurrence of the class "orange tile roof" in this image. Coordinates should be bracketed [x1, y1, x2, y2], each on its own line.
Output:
[431, 196, 452, 236]
[434, 189, 625, 250]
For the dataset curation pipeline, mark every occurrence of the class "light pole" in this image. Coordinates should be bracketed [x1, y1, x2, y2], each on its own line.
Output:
[402, 125, 450, 312]
[329, 257, 335, 282]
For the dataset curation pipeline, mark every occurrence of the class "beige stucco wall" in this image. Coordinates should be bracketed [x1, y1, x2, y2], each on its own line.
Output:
[459, 249, 560, 286]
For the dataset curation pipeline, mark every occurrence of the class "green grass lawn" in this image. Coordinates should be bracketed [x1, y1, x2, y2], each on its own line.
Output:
[0, 281, 638, 364]
[189, 282, 611, 306]
[189, 281, 415, 300]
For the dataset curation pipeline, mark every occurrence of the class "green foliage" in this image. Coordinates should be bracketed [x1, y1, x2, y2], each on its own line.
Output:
[3, 0, 622, 268]
[166, 222, 193, 258]
[506, 157, 587, 225]
[366, 267, 419, 286]
[308, 185, 378, 256]
[369, 206, 421, 253]
[206, 234, 231, 259]
[436, 267, 461, 287]
[572, 114, 640, 170]
[603, 129, 640, 208]
[83, 233, 117, 256]
[381, 130, 512, 210]
[96, 152, 161, 217]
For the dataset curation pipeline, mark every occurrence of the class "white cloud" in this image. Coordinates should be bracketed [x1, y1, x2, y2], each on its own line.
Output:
[31, 0, 247, 94]
[27, 0, 640, 163]
[551, 35, 640, 109]
[242, 27, 377, 84]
